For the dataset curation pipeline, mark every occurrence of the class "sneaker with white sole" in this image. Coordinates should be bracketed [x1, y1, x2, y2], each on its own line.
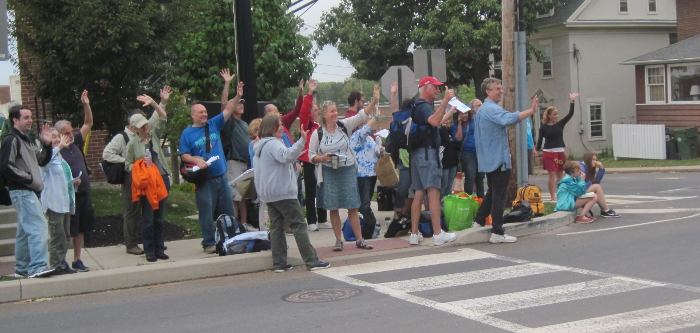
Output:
[409, 233, 423, 245]
[274, 264, 293, 273]
[307, 224, 319, 231]
[12, 271, 27, 278]
[317, 222, 333, 229]
[332, 240, 343, 251]
[489, 233, 517, 243]
[356, 239, 373, 249]
[28, 267, 56, 278]
[433, 231, 457, 246]
[242, 223, 259, 232]
[600, 209, 621, 218]
[309, 261, 331, 271]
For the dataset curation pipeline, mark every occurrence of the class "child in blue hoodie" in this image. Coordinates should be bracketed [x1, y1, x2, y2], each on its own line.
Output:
[554, 161, 598, 223]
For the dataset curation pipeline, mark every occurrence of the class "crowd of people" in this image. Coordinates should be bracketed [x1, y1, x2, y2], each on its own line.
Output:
[0, 70, 621, 278]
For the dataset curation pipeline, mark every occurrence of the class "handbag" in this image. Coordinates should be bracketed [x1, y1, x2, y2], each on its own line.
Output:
[375, 154, 399, 186]
[180, 124, 209, 185]
[444, 193, 479, 231]
[238, 178, 257, 200]
[101, 132, 129, 184]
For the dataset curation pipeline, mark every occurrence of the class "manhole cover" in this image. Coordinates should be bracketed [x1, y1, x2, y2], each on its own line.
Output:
[283, 288, 362, 303]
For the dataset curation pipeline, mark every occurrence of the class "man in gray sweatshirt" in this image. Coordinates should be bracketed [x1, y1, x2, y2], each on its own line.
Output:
[0, 105, 56, 278]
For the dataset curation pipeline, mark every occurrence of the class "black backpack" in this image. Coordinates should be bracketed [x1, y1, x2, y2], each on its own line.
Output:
[214, 214, 246, 256]
[316, 122, 348, 142]
[386, 99, 433, 163]
[503, 201, 534, 223]
[101, 132, 129, 184]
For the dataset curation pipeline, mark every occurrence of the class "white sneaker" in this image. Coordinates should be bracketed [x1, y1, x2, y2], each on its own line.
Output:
[433, 231, 457, 246]
[489, 233, 517, 243]
[307, 224, 319, 231]
[242, 223, 259, 232]
[409, 233, 423, 245]
[317, 222, 333, 229]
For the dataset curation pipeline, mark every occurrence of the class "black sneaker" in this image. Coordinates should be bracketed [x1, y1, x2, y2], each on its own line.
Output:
[155, 252, 170, 260]
[309, 261, 330, 271]
[601, 209, 621, 218]
[54, 263, 77, 275]
[28, 267, 56, 278]
[274, 264, 293, 273]
[146, 253, 157, 262]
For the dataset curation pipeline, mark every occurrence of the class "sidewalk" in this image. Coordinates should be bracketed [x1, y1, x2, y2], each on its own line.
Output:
[0, 201, 574, 304]
[532, 165, 700, 175]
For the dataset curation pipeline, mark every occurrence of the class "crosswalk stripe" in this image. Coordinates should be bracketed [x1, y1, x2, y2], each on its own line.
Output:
[449, 277, 655, 314]
[378, 263, 561, 293]
[316, 248, 495, 279]
[614, 208, 700, 213]
[524, 299, 700, 333]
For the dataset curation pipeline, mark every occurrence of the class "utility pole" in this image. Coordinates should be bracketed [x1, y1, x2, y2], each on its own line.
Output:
[515, 0, 529, 190]
[502, 0, 518, 202]
[234, 0, 258, 122]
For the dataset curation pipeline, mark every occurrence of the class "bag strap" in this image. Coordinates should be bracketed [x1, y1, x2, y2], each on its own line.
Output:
[120, 131, 130, 144]
[205, 124, 210, 154]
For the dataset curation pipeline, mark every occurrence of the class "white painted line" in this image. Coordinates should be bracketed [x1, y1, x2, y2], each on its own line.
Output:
[557, 212, 700, 236]
[605, 195, 697, 200]
[524, 299, 700, 333]
[449, 277, 655, 314]
[614, 208, 700, 213]
[378, 263, 561, 292]
[316, 248, 495, 279]
[658, 186, 700, 193]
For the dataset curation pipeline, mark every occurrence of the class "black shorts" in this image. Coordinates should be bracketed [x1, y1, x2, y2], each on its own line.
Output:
[70, 192, 96, 237]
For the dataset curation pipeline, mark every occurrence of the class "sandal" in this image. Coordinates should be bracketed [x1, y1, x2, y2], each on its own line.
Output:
[332, 240, 343, 252]
[356, 239, 373, 250]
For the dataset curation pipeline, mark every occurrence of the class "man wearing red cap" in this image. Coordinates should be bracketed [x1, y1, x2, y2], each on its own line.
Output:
[409, 77, 458, 246]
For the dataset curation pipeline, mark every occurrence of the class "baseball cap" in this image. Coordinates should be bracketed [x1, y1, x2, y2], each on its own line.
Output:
[418, 76, 444, 88]
[129, 114, 148, 129]
[238, 98, 245, 104]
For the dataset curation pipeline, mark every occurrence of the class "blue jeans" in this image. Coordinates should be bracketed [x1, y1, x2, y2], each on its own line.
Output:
[394, 163, 411, 209]
[10, 190, 49, 276]
[141, 175, 170, 254]
[195, 174, 235, 247]
[357, 176, 377, 227]
[460, 153, 485, 198]
[440, 166, 457, 199]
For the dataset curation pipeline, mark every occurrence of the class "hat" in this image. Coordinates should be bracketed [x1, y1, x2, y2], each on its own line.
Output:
[129, 114, 148, 129]
[418, 76, 444, 88]
[238, 98, 245, 104]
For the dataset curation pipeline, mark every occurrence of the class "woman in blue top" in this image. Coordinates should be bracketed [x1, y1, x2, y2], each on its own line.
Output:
[452, 99, 484, 198]
[554, 161, 598, 223]
[577, 151, 620, 218]
[350, 107, 384, 238]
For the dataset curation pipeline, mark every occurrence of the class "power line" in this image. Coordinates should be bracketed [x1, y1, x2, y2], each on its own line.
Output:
[315, 63, 355, 69]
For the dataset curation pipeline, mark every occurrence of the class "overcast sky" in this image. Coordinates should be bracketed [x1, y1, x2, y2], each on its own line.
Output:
[0, 0, 353, 86]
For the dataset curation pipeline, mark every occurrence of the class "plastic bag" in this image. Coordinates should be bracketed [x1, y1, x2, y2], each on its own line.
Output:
[444, 194, 479, 231]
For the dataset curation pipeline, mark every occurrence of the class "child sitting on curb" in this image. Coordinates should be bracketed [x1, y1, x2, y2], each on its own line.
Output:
[554, 161, 598, 223]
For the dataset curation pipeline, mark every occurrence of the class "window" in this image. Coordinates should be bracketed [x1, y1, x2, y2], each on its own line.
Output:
[589, 104, 604, 138]
[649, 0, 657, 12]
[646, 65, 665, 103]
[620, 0, 628, 12]
[669, 63, 700, 102]
[541, 44, 552, 77]
[537, 8, 554, 18]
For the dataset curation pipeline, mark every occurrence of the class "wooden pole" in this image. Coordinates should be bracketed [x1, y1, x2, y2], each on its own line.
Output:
[502, 0, 518, 202]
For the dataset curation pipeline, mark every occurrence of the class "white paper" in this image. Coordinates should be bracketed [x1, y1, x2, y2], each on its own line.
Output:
[229, 168, 254, 187]
[191, 155, 220, 172]
[449, 97, 471, 112]
[374, 129, 389, 138]
[71, 171, 82, 184]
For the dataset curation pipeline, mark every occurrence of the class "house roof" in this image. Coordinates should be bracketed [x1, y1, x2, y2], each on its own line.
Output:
[621, 34, 700, 65]
[535, 0, 586, 28]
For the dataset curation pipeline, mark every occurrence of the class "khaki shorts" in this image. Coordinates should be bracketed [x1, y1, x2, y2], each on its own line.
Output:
[227, 160, 248, 201]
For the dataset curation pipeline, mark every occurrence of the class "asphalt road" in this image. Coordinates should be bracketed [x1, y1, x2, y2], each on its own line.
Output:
[2, 172, 700, 333]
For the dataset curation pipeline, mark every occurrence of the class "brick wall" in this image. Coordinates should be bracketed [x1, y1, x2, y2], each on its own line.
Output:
[677, 0, 700, 42]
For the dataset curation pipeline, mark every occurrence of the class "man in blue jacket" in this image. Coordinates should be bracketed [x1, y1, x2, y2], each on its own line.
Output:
[474, 78, 538, 243]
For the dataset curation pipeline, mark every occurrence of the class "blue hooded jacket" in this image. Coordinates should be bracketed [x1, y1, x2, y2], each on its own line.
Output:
[554, 174, 587, 212]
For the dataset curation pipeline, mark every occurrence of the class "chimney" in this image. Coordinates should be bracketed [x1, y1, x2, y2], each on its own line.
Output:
[677, 0, 700, 41]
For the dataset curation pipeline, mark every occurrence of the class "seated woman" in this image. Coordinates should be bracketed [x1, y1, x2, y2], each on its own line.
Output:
[578, 152, 620, 218]
[554, 161, 598, 223]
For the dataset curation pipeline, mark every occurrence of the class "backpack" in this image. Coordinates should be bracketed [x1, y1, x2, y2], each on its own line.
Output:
[101, 132, 129, 184]
[316, 122, 348, 142]
[214, 214, 246, 256]
[376, 186, 396, 211]
[417, 210, 447, 238]
[384, 212, 411, 238]
[180, 124, 210, 185]
[0, 134, 23, 206]
[503, 201, 534, 223]
[386, 99, 432, 159]
[513, 184, 543, 204]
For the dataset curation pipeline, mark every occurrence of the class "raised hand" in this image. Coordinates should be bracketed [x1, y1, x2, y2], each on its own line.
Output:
[298, 79, 305, 95]
[39, 123, 53, 145]
[220, 68, 234, 83]
[58, 134, 71, 149]
[137, 95, 155, 107]
[375, 104, 381, 117]
[442, 86, 454, 103]
[569, 93, 579, 101]
[532, 95, 539, 111]
[373, 85, 380, 101]
[299, 128, 309, 141]
[448, 105, 457, 114]
[390, 81, 398, 95]
[236, 81, 244, 98]
[308, 78, 318, 94]
[81, 90, 89, 105]
[160, 85, 172, 103]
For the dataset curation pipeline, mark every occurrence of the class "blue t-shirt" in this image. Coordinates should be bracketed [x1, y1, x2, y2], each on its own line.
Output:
[451, 118, 476, 155]
[248, 140, 255, 168]
[179, 113, 227, 177]
[526, 118, 534, 150]
[411, 98, 440, 148]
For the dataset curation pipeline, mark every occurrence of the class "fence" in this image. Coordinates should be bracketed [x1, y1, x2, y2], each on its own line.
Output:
[612, 124, 666, 160]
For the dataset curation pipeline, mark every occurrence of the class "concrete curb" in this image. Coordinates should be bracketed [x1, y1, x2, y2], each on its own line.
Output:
[0, 211, 576, 304]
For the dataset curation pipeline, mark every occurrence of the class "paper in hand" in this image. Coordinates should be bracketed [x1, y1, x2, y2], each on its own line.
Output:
[71, 171, 82, 184]
[448, 97, 471, 112]
[374, 129, 389, 138]
[192, 155, 221, 172]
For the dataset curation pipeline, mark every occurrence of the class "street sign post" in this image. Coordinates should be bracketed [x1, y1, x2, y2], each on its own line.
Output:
[0, 0, 8, 61]
[413, 49, 446, 82]
[380, 65, 417, 102]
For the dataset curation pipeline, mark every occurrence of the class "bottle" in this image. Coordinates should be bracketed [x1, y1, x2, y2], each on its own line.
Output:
[144, 144, 152, 167]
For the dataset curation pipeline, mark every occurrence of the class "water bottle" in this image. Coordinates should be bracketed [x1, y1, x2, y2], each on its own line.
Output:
[144, 144, 151, 167]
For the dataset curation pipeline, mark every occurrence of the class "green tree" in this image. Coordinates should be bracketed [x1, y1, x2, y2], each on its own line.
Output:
[11, 0, 194, 134]
[173, 0, 314, 102]
[315, 0, 558, 99]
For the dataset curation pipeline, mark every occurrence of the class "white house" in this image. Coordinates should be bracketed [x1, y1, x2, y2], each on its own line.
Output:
[527, 0, 676, 157]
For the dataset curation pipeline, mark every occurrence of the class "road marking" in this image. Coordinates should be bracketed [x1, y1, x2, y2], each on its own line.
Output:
[557, 212, 700, 236]
[524, 299, 700, 333]
[614, 208, 700, 213]
[378, 263, 561, 292]
[659, 186, 700, 193]
[449, 277, 656, 314]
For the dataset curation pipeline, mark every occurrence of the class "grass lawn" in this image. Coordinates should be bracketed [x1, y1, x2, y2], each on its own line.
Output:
[91, 184, 202, 239]
[596, 156, 700, 168]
